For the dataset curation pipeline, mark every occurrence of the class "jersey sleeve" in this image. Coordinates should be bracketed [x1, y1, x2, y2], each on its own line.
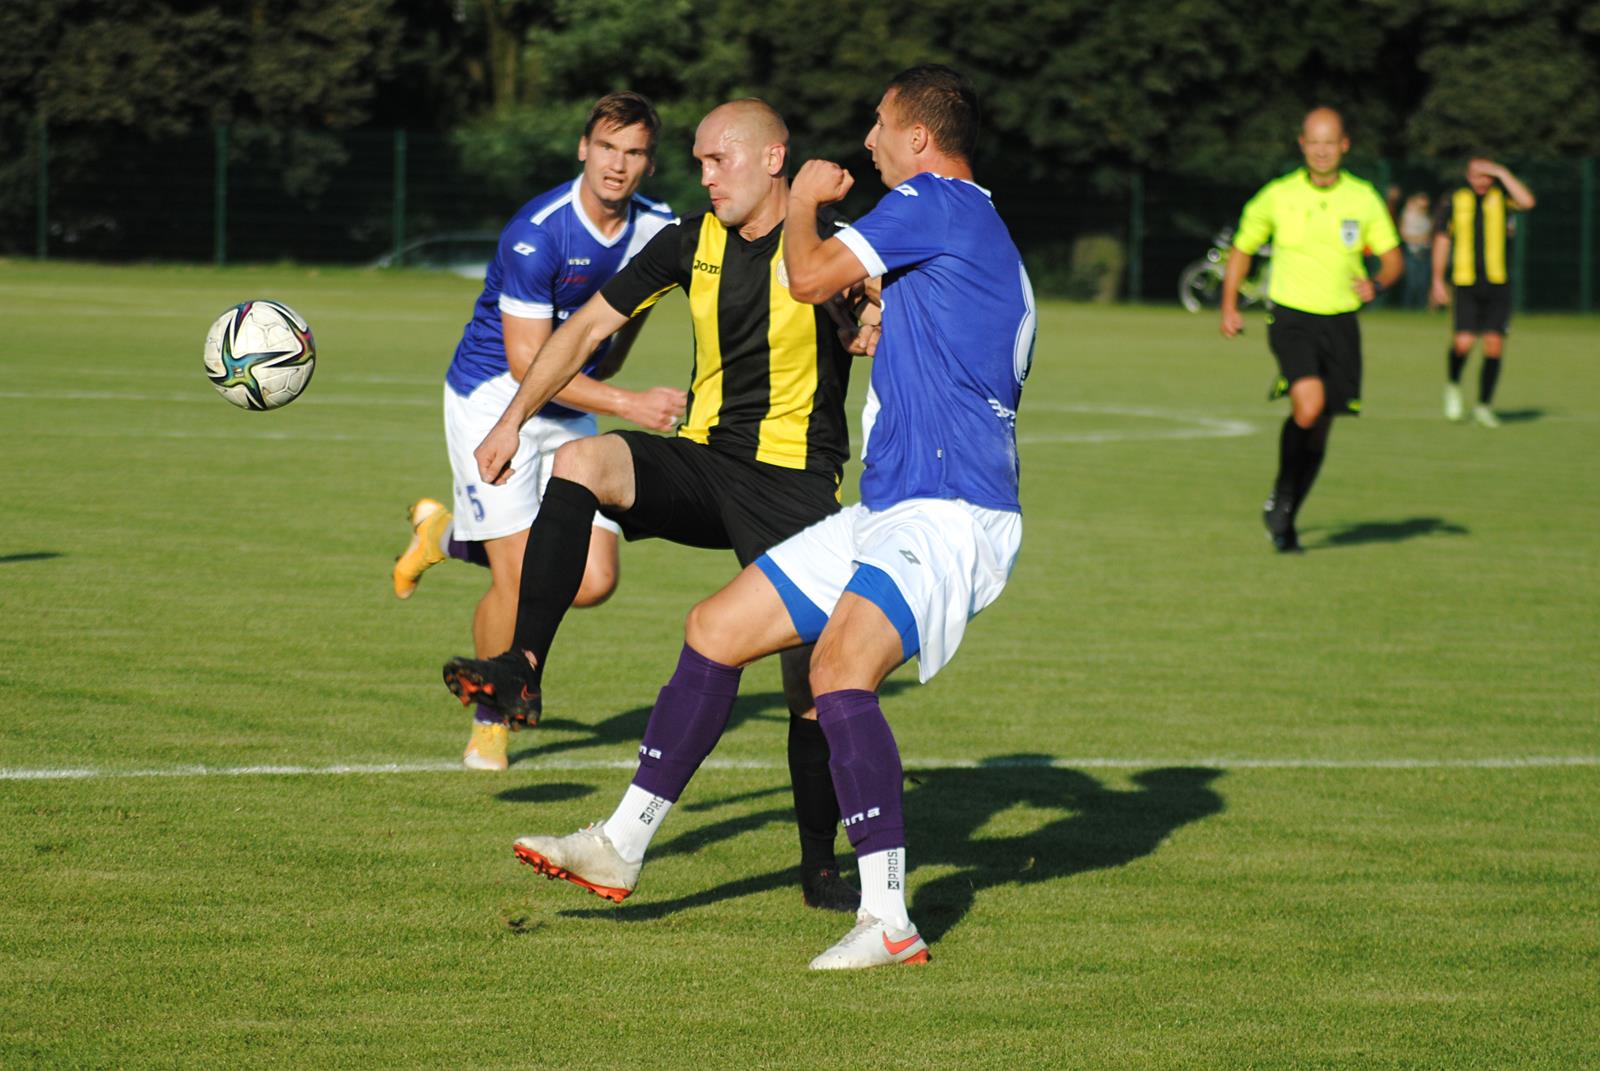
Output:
[1233, 183, 1275, 256]
[834, 180, 949, 278]
[1363, 189, 1401, 256]
[496, 225, 561, 319]
[601, 219, 690, 317]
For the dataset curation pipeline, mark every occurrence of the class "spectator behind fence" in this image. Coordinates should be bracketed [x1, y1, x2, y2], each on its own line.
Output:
[1399, 192, 1432, 309]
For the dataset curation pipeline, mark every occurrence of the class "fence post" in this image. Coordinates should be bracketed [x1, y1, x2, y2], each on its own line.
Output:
[393, 128, 408, 263]
[213, 125, 228, 267]
[34, 115, 47, 259]
[1126, 169, 1144, 303]
[1580, 158, 1595, 314]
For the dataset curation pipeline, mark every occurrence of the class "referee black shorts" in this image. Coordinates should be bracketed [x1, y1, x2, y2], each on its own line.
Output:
[1267, 305, 1363, 416]
[1453, 283, 1512, 336]
[602, 430, 841, 567]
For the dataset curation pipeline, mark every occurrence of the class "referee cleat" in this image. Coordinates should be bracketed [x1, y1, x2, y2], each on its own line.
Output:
[809, 910, 930, 970]
[393, 497, 451, 599]
[801, 866, 862, 913]
[513, 824, 639, 903]
[462, 720, 509, 771]
[442, 651, 542, 728]
[1471, 404, 1501, 429]
[1443, 383, 1464, 422]
[1262, 494, 1301, 554]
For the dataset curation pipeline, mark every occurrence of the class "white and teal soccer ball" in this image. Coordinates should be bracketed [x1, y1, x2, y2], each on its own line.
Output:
[203, 299, 317, 411]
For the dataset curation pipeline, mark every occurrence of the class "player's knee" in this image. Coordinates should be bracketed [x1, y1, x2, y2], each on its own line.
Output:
[573, 563, 618, 608]
[550, 438, 604, 486]
[683, 598, 738, 663]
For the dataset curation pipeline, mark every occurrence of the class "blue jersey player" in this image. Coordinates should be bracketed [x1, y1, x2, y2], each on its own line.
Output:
[508, 67, 1035, 971]
[392, 92, 685, 771]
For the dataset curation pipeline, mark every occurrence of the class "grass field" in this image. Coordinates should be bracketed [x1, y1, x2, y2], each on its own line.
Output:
[1, 260, 1596, 1069]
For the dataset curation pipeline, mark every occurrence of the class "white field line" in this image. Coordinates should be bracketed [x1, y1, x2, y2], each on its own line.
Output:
[2, 755, 1596, 783]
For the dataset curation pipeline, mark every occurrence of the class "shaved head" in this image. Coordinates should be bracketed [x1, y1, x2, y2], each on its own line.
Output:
[1298, 106, 1349, 183]
[1302, 107, 1345, 140]
[701, 98, 790, 157]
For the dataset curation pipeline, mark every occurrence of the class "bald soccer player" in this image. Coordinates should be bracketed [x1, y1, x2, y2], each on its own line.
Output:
[1221, 107, 1402, 552]
[441, 99, 877, 912]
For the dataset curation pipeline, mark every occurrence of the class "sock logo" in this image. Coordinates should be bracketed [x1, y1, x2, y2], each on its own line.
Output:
[885, 847, 902, 891]
[841, 806, 881, 828]
[639, 745, 663, 761]
[638, 794, 668, 827]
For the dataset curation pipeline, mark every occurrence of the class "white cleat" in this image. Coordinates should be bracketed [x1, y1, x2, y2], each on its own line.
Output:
[1471, 404, 1500, 428]
[513, 824, 640, 903]
[1443, 383, 1464, 422]
[809, 910, 930, 970]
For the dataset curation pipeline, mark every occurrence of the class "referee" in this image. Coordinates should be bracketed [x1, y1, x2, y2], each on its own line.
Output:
[1430, 157, 1536, 427]
[443, 98, 868, 912]
[1220, 107, 1402, 553]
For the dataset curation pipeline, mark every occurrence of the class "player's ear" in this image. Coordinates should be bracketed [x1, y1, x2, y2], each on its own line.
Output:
[578, 137, 589, 163]
[769, 142, 787, 177]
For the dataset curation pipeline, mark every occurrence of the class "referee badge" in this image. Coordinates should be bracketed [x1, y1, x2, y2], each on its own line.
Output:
[1340, 219, 1360, 247]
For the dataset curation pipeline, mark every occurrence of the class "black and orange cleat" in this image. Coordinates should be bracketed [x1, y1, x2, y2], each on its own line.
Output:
[442, 651, 542, 728]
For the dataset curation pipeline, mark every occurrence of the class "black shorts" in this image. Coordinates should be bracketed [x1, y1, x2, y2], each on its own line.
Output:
[1267, 305, 1362, 415]
[1453, 284, 1511, 336]
[603, 431, 841, 567]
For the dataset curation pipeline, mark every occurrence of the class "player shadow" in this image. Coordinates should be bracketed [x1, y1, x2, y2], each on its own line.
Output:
[0, 551, 63, 565]
[1309, 516, 1469, 549]
[506, 678, 915, 767]
[554, 758, 1226, 946]
[493, 782, 597, 805]
[1492, 407, 1544, 424]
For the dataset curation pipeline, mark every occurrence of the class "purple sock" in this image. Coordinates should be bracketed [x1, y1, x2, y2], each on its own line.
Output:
[631, 645, 742, 802]
[473, 703, 504, 726]
[815, 689, 905, 857]
[447, 537, 490, 568]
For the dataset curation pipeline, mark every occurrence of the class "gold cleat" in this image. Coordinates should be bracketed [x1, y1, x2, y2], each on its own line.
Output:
[393, 497, 452, 599]
[463, 719, 509, 771]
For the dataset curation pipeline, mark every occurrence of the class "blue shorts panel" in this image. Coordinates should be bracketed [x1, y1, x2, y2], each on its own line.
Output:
[755, 554, 830, 644]
[843, 563, 920, 662]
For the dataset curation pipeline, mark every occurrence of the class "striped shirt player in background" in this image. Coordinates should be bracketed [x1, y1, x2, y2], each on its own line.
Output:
[1430, 157, 1536, 428]
[392, 92, 685, 771]
[507, 65, 1037, 970]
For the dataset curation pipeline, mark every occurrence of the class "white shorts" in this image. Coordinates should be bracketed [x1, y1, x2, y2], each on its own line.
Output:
[759, 498, 1022, 682]
[442, 375, 621, 542]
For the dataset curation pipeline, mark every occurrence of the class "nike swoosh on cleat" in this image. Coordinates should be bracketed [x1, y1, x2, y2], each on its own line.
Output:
[882, 931, 923, 956]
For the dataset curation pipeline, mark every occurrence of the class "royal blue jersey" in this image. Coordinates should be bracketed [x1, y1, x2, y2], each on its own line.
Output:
[835, 173, 1035, 512]
[446, 178, 675, 418]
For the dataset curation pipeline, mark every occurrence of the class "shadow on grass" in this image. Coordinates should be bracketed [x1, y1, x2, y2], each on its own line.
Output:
[1493, 408, 1545, 424]
[0, 551, 63, 565]
[554, 758, 1226, 947]
[494, 782, 596, 805]
[1311, 516, 1468, 549]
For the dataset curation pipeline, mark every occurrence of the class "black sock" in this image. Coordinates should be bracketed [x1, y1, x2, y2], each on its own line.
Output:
[1293, 447, 1326, 517]
[787, 714, 841, 870]
[1448, 347, 1468, 384]
[1275, 417, 1309, 503]
[1479, 357, 1502, 405]
[508, 477, 599, 685]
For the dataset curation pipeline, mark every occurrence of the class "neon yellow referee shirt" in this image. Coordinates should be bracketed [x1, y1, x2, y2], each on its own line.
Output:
[1234, 168, 1400, 315]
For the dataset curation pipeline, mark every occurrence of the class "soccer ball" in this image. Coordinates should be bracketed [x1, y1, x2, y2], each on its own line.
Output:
[203, 299, 317, 410]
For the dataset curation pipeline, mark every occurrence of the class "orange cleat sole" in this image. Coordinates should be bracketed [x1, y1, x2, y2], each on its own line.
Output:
[513, 843, 631, 903]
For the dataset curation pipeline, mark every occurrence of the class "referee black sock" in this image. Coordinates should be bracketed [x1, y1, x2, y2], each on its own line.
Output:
[1275, 417, 1309, 504]
[1479, 356, 1502, 405]
[509, 477, 600, 686]
[1447, 347, 1468, 384]
[788, 713, 841, 870]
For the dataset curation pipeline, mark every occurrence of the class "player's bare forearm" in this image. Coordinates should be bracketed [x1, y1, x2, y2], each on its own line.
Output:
[550, 373, 685, 432]
[785, 160, 867, 304]
[590, 307, 653, 382]
[1492, 165, 1536, 211]
[1375, 247, 1403, 291]
[499, 299, 626, 429]
[1218, 247, 1252, 338]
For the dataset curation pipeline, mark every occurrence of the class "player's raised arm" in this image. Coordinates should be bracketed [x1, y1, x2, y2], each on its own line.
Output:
[475, 292, 630, 484]
[784, 160, 871, 304]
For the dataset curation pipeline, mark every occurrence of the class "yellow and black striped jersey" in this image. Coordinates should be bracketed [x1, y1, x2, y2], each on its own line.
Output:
[1434, 185, 1512, 287]
[600, 210, 853, 481]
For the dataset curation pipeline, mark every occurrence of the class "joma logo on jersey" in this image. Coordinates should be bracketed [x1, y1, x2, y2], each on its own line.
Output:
[693, 259, 721, 275]
[841, 806, 881, 827]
